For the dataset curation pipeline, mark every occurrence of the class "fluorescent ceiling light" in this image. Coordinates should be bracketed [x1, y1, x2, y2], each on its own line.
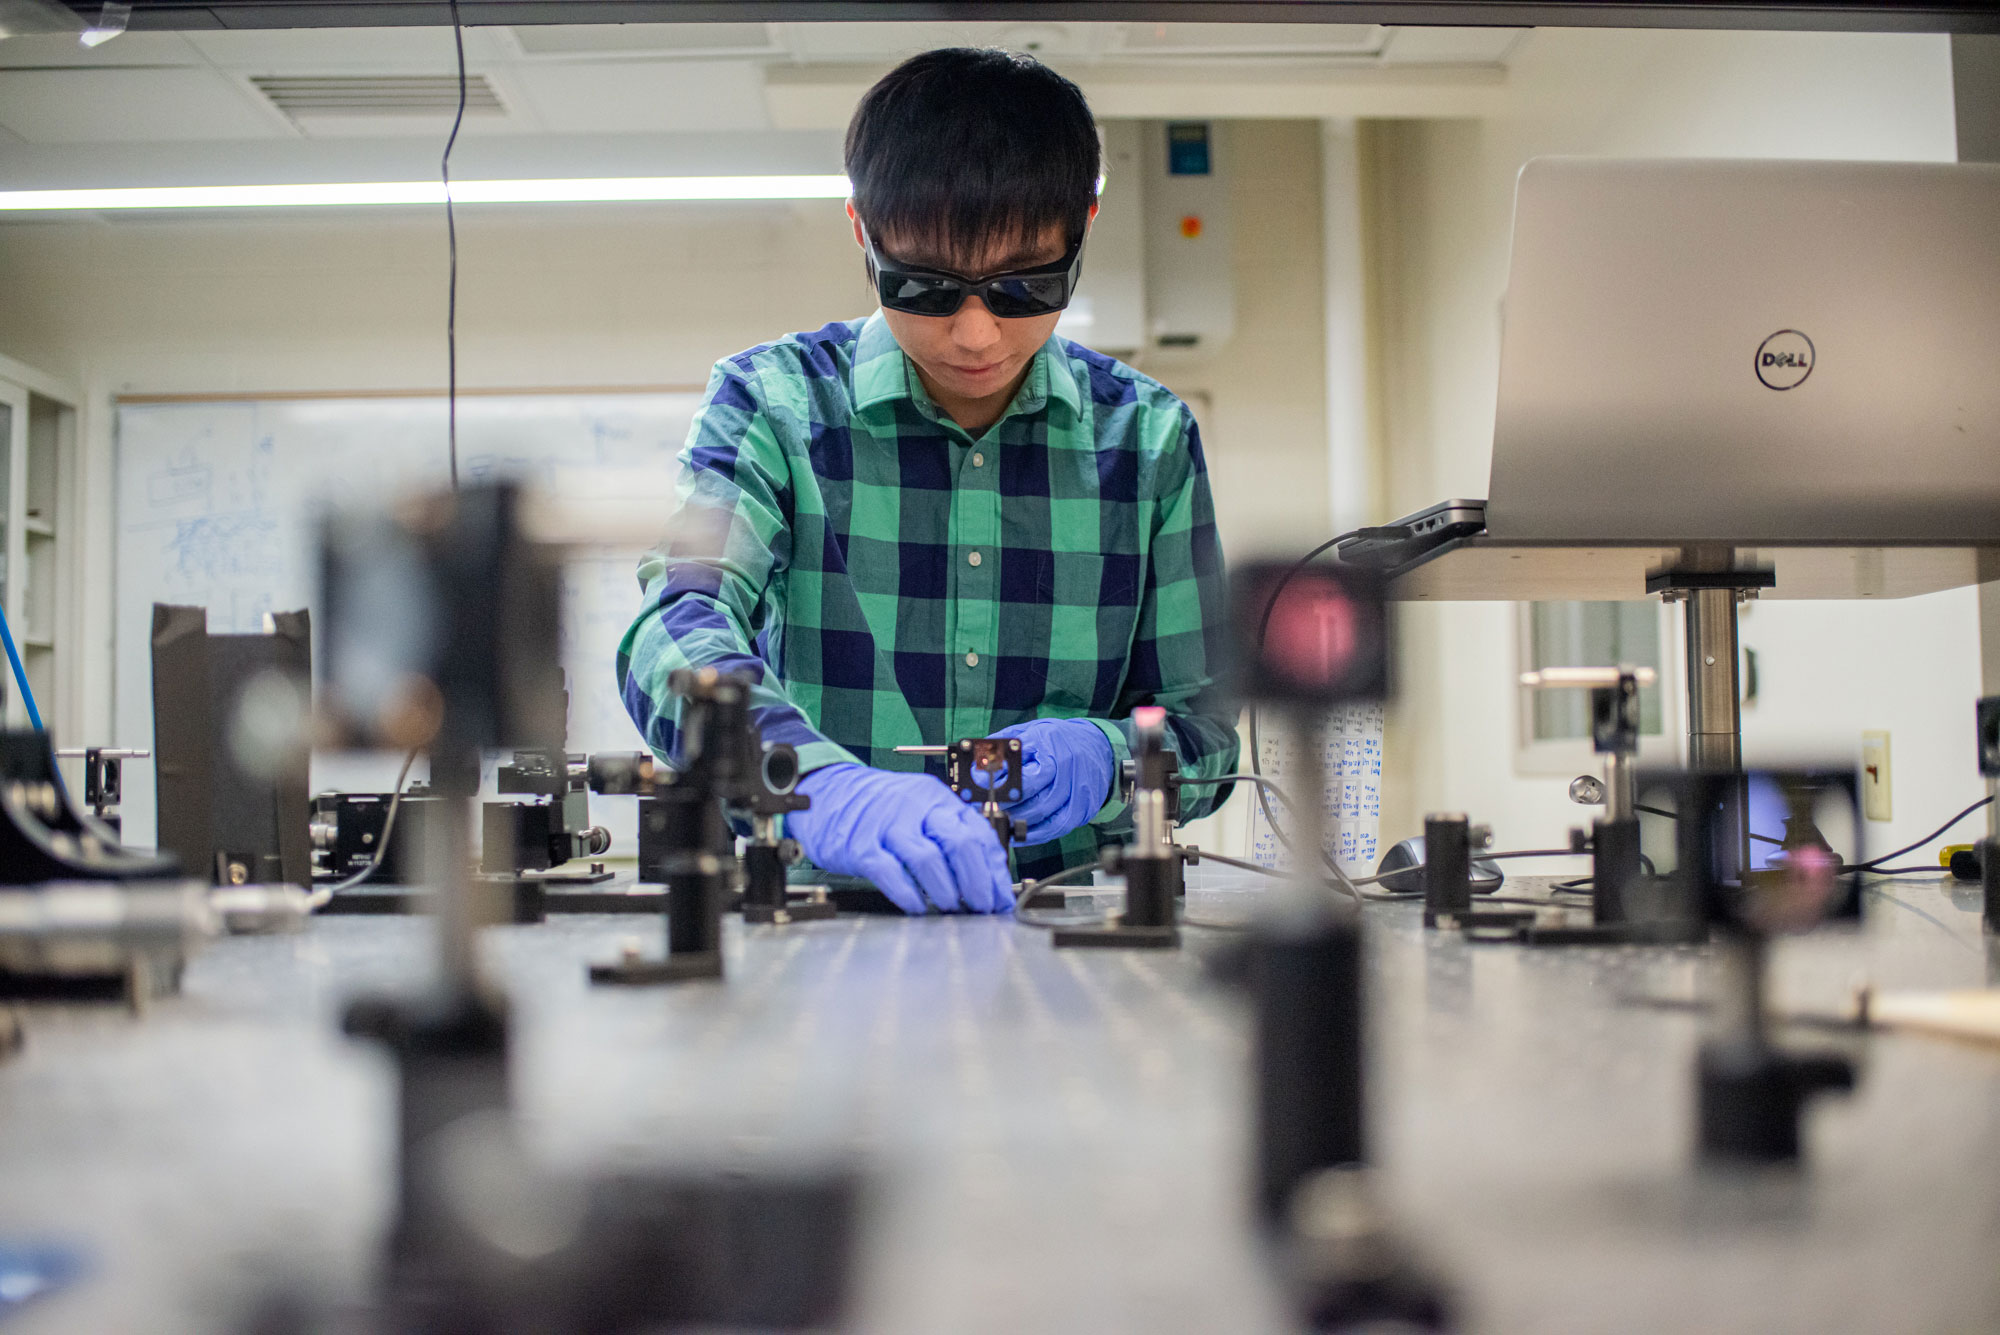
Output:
[0, 175, 853, 212]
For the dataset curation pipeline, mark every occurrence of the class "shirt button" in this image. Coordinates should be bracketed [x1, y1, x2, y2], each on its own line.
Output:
[967, 550, 982, 567]
[965, 651, 980, 667]
[972, 452, 985, 467]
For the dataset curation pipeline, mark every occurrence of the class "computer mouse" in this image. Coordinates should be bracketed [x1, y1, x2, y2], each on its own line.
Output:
[1375, 836, 1504, 894]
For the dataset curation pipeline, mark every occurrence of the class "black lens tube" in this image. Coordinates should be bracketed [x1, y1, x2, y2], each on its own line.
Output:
[1254, 916, 1365, 1226]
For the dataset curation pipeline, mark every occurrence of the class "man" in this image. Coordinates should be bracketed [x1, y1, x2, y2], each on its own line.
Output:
[618, 47, 1237, 915]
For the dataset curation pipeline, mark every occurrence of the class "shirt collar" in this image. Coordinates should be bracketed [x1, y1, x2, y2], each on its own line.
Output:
[852, 310, 1081, 426]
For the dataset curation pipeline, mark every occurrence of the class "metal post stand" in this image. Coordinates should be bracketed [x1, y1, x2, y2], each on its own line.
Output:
[1053, 707, 1181, 949]
[897, 738, 1050, 904]
[1697, 932, 1854, 1163]
[1650, 557, 1772, 775]
[1660, 769, 1857, 1166]
[1683, 586, 1744, 773]
[594, 783, 731, 984]
[1525, 667, 1652, 928]
[1420, 813, 1472, 927]
[740, 813, 835, 926]
[343, 742, 514, 1292]
[1250, 708, 1452, 1330]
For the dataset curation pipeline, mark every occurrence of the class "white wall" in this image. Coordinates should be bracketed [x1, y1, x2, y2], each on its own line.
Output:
[0, 199, 863, 762]
[0, 120, 1329, 843]
[1147, 118, 1331, 859]
[1365, 28, 1979, 865]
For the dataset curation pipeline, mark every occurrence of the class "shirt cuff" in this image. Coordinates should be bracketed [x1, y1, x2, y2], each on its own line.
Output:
[794, 738, 864, 775]
[1081, 717, 1132, 826]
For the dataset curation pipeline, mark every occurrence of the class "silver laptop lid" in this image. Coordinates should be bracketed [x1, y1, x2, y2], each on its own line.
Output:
[1486, 158, 2000, 543]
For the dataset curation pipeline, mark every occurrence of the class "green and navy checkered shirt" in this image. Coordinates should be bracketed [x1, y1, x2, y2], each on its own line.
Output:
[617, 312, 1240, 879]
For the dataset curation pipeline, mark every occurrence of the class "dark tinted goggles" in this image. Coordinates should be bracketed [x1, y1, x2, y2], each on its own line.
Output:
[862, 223, 1086, 319]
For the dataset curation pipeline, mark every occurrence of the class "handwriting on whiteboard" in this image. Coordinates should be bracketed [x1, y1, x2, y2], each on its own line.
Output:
[112, 392, 701, 851]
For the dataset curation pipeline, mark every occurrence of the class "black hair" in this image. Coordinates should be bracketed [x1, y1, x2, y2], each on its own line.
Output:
[845, 47, 1100, 267]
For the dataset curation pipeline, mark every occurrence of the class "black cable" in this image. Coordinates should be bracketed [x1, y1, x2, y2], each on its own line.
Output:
[1013, 859, 1107, 922]
[442, 0, 467, 492]
[1852, 795, 1993, 872]
[1193, 849, 1293, 880]
[1343, 845, 1584, 888]
[1550, 851, 1657, 897]
[1190, 848, 1431, 904]
[1178, 772, 1292, 796]
[1196, 848, 1380, 903]
[1240, 531, 1400, 843]
[1027, 842, 1600, 927]
[326, 3, 463, 909]
[1244, 527, 1407, 875]
[1635, 800, 1786, 845]
[314, 749, 421, 903]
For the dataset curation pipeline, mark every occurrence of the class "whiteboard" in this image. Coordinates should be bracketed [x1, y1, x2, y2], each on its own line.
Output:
[1246, 702, 1385, 875]
[114, 392, 701, 852]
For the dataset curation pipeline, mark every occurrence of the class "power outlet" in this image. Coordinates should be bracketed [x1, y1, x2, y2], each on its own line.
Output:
[1861, 731, 1892, 822]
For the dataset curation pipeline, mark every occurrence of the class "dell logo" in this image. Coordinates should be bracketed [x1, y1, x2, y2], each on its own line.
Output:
[1755, 330, 1815, 390]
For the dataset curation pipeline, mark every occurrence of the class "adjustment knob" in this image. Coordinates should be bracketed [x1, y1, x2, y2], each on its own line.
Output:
[1569, 774, 1607, 805]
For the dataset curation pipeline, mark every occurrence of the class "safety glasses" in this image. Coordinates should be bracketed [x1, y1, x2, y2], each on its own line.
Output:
[861, 221, 1086, 319]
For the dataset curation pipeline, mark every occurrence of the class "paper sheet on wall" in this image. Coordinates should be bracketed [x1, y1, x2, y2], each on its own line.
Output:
[1246, 702, 1385, 873]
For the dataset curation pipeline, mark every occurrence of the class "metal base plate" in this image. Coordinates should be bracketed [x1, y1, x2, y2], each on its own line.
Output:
[542, 888, 668, 914]
[589, 951, 725, 985]
[319, 885, 668, 915]
[1051, 923, 1180, 950]
[524, 867, 618, 886]
[742, 897, 838, 925]
[1508, 920, 1708, 947]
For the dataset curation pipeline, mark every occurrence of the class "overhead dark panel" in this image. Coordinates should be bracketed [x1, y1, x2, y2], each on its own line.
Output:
[67, 0, 2000, 33]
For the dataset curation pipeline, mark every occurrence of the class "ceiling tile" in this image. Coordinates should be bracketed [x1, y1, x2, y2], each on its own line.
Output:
[1110, 23, 1386, 56]
[509, 23, 779, 57]
[180, 24, 502, 70]
[508, 59, 769, 134]
[777, 21, 1113, 64]
[0, 67, 286, 141]
[1378, 27, 1527, 65]
[0, 30, 203, 67]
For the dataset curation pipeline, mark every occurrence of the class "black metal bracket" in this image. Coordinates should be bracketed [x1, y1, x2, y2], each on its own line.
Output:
[945, 737, 1025, 806]
[1644, 567, 1776, 594]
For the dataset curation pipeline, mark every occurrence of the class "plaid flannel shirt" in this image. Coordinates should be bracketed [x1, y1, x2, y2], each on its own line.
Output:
[617, 313, 1239, 880]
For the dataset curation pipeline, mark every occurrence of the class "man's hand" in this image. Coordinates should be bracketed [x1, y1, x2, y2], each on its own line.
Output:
[988, 719, 1117, 845]
[790, 764, 1015, 915]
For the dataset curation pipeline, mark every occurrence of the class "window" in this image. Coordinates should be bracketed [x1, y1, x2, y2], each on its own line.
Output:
[1516, 601, 1675, 774]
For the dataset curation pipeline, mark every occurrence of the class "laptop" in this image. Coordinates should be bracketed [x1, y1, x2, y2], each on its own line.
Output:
[1342, 157, 2000, 568]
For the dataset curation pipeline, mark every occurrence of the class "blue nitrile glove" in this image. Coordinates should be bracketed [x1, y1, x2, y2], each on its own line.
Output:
[789, 764, 1015, 915]
[989, 719, 1118, 846]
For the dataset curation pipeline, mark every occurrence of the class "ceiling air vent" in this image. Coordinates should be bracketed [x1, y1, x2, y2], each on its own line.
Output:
[251, 74, 507, 120]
